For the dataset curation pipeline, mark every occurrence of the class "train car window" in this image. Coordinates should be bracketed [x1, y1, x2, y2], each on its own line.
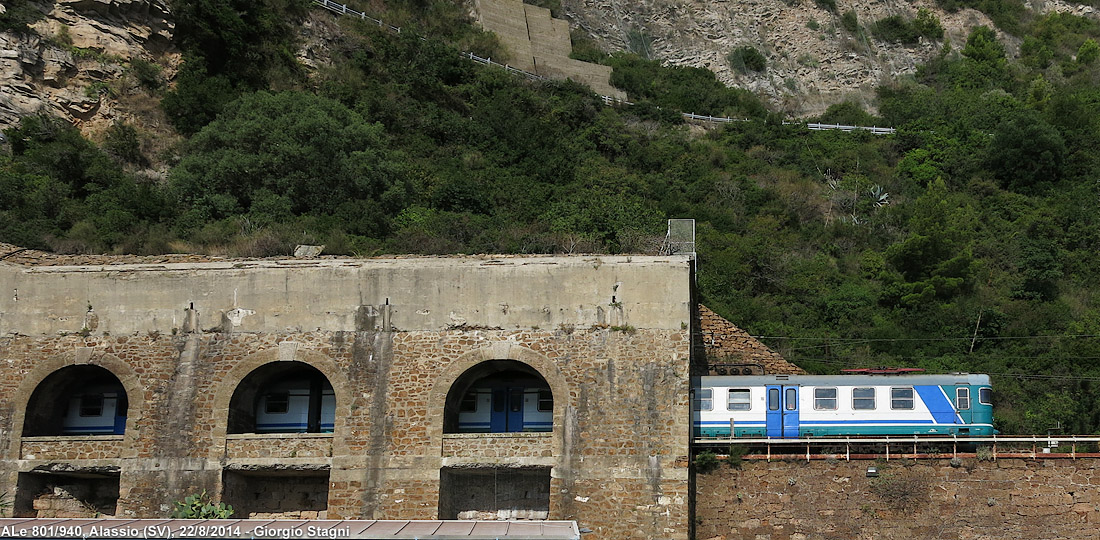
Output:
[979, 387, 992, 405]
[852, 387, 875, 410]
[510, 390, 523, 413]
[785, 388, 797, 410]
[727, 389, 751, 411]
[694, 388, 713, 411]
[890, 387, 914, 410]
[768, 388, 780, 411]
[460, 391, 478, 412]
[538, 389, 553, 412]
[79, 395, 104, 417]
[814, 388, 837, 410]
[956, 388, 971, 410]
[265, 392, 289, 414]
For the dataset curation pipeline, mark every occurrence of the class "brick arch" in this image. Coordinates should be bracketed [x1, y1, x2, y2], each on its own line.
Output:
[208, 346, 353, 456]
[7, 349, 145, 459]
[426, 342, 569, 449]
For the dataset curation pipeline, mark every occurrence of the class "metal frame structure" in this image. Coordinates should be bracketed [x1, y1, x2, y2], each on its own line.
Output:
[695, 435, 1100, 462]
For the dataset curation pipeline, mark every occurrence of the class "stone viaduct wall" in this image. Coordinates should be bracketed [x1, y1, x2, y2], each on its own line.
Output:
[696, 458, 1100, 539]
[0, 255, 693, 540]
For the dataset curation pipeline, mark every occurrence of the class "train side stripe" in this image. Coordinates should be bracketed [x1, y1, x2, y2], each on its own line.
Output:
[914, 386, 958, 424]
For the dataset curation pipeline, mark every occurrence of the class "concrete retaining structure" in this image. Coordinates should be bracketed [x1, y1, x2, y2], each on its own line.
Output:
[474, 0, 625, 99]
[0, 255, 692, 540]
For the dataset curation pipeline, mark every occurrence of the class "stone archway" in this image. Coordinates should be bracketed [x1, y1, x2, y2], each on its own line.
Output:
[208, 345, 352, 457]
[427, 341, 569, 447]
[227, 362, 335, 434]
[22, 365, 128, 436]
[8, 350, 144, 458]
[442, 359, 553, 434]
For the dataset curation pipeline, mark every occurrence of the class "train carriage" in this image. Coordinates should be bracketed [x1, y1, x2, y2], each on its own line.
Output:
[693, 373, 994, 438]
[61, 385, 127, 435]
[255, 380, 336, 433]
[457, 387, 553, 433]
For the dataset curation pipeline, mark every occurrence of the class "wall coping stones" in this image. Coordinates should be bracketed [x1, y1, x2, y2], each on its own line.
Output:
[225, 433, 335, 440]
[21, 435, 125, 442]
[442, 432, 552, 439]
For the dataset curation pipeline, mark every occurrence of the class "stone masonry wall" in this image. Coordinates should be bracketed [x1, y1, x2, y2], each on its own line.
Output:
[0, 255, 692, 540]
[698, 305, 805, 375]
[20, 437, 125, 461]
[442, 433, 554, 459]
[696, 458, 1100, 539]
[224, 434, 333, 459]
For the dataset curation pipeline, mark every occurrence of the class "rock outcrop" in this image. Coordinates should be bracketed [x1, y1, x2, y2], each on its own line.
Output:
[560, 0, 1097, 116]
[0, 0, 176, 135]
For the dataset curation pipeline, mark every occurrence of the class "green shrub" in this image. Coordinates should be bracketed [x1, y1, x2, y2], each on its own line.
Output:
[914, 9, 945, 39]
[130, 58, 163, 90]
[172, 490, 234, 519]
[694, 450, 721, 474]
[728, 46, 767, 73]
[841, 10, 860, 34]
[871, 16, 920, 44]
[104, 122, 146, 166]
[0, 0, 46, 33]
[569, 28, 607, 63]
[815, 0, 837, 12]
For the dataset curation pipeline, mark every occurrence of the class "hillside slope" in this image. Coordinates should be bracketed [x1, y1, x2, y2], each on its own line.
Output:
[562, 0, 1097, 114]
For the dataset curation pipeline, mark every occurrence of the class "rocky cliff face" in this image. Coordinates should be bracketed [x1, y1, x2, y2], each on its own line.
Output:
[0, 0, 176, 136]
[561, 0, 1097, 116]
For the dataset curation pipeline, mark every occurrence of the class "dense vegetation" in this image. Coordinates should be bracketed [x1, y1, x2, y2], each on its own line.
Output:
[4, 0, 1100, 434]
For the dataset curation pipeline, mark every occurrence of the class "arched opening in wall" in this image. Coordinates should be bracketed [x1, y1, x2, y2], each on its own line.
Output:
[227, 362, 335, 434]
[444, 360, 553, 434]
[22, 365, 128, 436]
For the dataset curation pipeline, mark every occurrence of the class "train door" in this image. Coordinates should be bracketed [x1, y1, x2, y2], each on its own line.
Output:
[489, 387, 526, 432]
[766, 385, 800, 438]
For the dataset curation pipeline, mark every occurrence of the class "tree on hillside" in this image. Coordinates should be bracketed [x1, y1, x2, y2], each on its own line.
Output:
[170, 91, 409, 237]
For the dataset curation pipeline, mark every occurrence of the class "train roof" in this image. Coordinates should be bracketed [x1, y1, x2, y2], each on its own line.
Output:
[694, 373, 992, 386]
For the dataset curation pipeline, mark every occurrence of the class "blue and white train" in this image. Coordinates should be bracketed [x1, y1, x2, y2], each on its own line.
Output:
[693, 373, 994, 438]
[255, 380, 336, 433]
[61, 385, 127, 435]
[457, 387, 553, 433]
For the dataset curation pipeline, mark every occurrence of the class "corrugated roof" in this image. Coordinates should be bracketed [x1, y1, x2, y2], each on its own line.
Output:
[0, 519, 580, 540]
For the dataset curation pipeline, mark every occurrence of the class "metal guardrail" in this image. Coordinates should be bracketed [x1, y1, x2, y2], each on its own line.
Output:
[694, 435, 1100, 461]
[807, 122, 897, 135]
[314, 0, 401, 32]
[311, 0, 895, 134]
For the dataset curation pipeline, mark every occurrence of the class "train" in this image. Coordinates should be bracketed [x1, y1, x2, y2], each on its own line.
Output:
[254, 379, 336, 433]
[693, 372, 994, 438]
[456, 387, 553, 433]
[61, 385, 127, 435]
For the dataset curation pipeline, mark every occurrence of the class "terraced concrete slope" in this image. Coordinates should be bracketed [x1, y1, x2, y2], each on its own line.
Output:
[474, 0, 626, 99]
